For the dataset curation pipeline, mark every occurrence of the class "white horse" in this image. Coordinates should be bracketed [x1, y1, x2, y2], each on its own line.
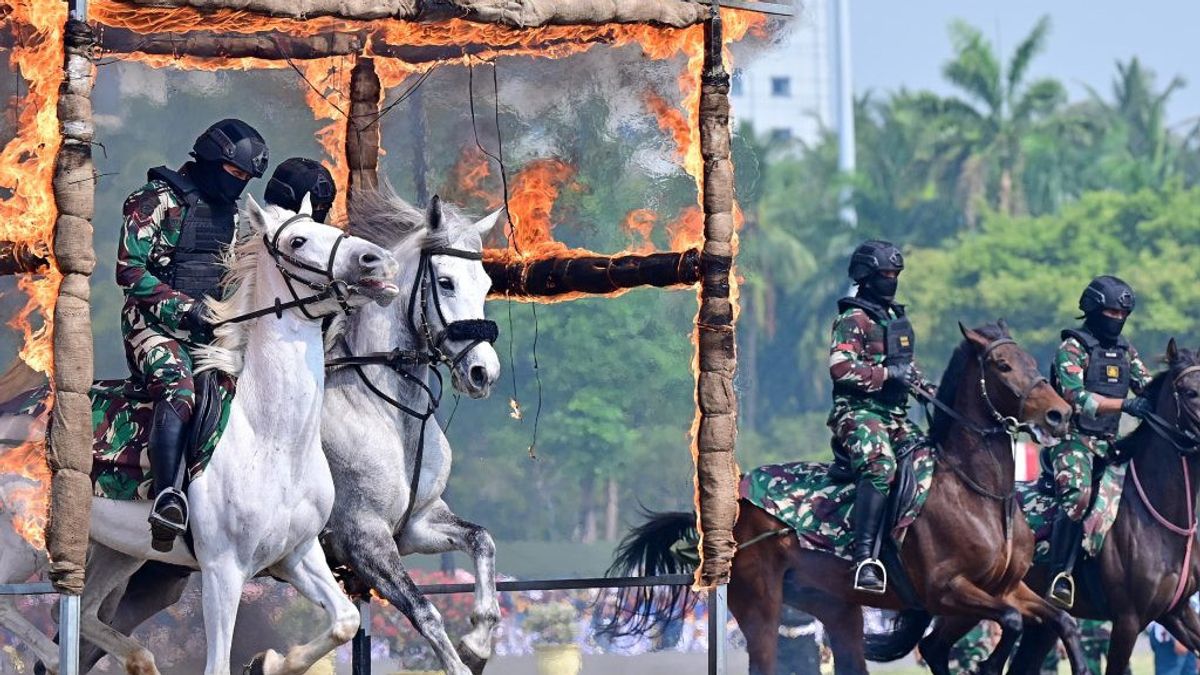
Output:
[0, 195, 400, 675]
[67, 189, 506, 675]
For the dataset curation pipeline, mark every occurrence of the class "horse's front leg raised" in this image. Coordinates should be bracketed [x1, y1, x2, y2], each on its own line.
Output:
[79, 545, 160, 675]
[922, 576, 1027, 675]
[1007, 582, 1088, 675]
[333, 514, 472, 675]
[258, 539, 359, 675]
[397, 500, 499, 674]
[1159, 601, 1200, 655]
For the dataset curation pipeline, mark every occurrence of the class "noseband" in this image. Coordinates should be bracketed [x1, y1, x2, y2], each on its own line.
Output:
[408, 246, 500, 370]
[1136, 364, 1200, 453]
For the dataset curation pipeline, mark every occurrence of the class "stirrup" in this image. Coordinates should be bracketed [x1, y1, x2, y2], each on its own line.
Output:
[149, 488, 189, 537]
[853, 558, 887, 594]
[1049, 571, 1075, 608]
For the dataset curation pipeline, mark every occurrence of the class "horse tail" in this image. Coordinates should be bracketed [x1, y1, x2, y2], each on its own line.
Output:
[863, 608, 932, 662]
[593, 509, 700, 640]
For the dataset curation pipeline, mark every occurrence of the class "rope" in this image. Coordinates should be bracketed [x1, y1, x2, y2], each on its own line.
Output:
[1129, 456, 1196, 611]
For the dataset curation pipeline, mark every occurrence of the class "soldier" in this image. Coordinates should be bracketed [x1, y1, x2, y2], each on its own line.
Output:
[828, 240, 933, 593]
[264, 157, 336, 224]
[1045, 275, 1154, 607]
[118, 118, 268, 551]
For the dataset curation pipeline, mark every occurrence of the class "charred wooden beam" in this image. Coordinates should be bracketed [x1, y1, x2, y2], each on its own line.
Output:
[692, 5, 738, 591]
[346, 57, 381, 208]
[483, 248, 700, 298]
[93, 23, 366, 60]
[48, 17, 97, 596]
[0, 241, 50, 275]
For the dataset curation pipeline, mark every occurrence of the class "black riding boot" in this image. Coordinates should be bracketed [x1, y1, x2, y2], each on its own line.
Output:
[148, 402, 190, 552]
[851, 480, 888, 594]
[1047, 511, 1083, 608]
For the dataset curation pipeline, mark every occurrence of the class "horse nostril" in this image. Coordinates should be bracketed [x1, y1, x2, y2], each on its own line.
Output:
[469, 365, 487, 387]
[1046, 409, 1065, 427]
[360, 252, 380, 267]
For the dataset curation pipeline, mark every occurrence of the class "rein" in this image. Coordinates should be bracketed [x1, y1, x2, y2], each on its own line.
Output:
[328, 243, 499, 540]
[212, 214, 354, 328]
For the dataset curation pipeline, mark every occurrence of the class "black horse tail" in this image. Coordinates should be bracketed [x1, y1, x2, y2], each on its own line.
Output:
[593, 509, 700, 640]
[863, 608, 932, 662]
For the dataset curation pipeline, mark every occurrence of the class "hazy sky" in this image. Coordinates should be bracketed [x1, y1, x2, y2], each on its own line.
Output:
[849, 0, 1200, 127]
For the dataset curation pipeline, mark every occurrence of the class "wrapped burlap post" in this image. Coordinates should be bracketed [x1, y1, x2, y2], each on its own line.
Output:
[346, 57, 381, 208]
[47, 18, 96, 595]
[693, 9, 738, 590]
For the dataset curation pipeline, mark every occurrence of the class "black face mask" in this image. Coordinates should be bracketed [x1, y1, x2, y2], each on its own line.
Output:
[859, 274, 899, 304]
[188, 160, 250, 205]
[1085, 313, 1126, 345]
[312, 203, 332, 224]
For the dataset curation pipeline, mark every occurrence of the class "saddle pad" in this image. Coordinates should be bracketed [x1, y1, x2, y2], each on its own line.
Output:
[1015, 462, 1126, 563]
[5, 373, 236, 501]
[738, 445, 936, 561]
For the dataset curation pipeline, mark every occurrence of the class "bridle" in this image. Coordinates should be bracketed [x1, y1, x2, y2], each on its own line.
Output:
[212, 214, 355, 327]
[1138, 364, 1200, 454]
[325, 242, 499, 539]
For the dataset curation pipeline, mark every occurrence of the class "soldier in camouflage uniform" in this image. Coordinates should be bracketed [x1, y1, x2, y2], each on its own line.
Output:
[118, 118, 268, 551]
[1044, 275, 1154, 607]
[828, 240, 934, 594]
[947, 621, 1000, 674]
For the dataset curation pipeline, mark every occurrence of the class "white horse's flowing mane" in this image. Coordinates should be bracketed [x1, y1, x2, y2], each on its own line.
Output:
[347, 180, 486, 254]
[193, 214, 267, 376]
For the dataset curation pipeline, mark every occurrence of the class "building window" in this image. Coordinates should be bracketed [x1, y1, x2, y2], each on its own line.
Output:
[770, 76, 791, 97]
[731, 69, 744, 97]
[769, 128, 793, 144]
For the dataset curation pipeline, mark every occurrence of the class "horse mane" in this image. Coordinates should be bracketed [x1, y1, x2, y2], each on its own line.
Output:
[348, 179, 485, 254]
[928, 322, 1009, 444]
[193, 223, 264, 376]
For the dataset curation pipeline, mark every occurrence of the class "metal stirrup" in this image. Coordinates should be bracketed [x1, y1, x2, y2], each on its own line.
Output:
[1049, 571, 1075, 608]
[853, 559, 887, 594]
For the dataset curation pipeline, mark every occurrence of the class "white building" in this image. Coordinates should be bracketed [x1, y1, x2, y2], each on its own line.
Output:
[731, 1, 833, 147]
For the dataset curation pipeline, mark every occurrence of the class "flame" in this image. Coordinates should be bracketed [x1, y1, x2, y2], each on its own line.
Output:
[450, 146, 502, 211]
[501, 158, 576, 257]
[296, 58, 354, 223]
[621, 209, 657, 254]
[0, 441, 50, 551]
[666, 206, 705, 251]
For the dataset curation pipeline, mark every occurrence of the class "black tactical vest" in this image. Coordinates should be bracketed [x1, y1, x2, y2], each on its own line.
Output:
[1054, 328, 1132, 438]
[147, 167, 236, 302]
[835, 296, 916, 406]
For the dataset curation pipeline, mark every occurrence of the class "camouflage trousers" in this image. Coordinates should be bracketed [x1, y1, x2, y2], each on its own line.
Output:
[949, 621, 1000, 673]
[1046, 432, 1107, 522]
[830, 407, 920, 495]
[124, 327, 197, 422]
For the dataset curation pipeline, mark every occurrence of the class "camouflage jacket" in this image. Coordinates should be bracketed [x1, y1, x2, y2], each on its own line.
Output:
[1053, 336, 1152, 419]
[828, 306, 933, 418]
[117, 180, 207, 344]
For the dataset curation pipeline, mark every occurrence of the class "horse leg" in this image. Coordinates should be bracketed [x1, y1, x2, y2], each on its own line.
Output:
[727, 546, 784, 675]
[926, 576, 1025, 675]
[81, 563, 190, 673]
[0, 597, 60, 673]
[256, 538, 358, 675]
[198, 559, 249, 675]
[396, 501, 499, 674]
[1006, 583, 1088, 675]
[1007, 618, 1060, 675]
[915, 616, 977, 675]
[1159, 604, 1200, 654]
[78, 545, 159, 675]
[803, 600, 868, 675]
[1101, 617, 1141, 675]
[335, 515, 470, 675]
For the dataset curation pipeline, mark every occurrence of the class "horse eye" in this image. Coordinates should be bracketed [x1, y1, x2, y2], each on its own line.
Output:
[290, 236, 307, 250]
[995, 361, 1013, 373]
[437, 277, 455, 291]
[1186, 389, 1199, 400]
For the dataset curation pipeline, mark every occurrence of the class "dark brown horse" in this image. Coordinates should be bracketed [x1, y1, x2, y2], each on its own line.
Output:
[602, 323, 1089, 675]
[994, 338, 1200, 675]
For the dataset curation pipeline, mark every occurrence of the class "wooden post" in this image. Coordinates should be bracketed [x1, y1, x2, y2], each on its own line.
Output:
[346, 57, 381, 207]
[46, 17, 96, 596]
[483, 248, 701, 298]
[693, 5, 738, 590]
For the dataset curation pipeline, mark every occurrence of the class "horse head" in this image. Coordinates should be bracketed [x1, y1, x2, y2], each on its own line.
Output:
[949, 321, 1071, 445]
[1161, 338, 1200, 445]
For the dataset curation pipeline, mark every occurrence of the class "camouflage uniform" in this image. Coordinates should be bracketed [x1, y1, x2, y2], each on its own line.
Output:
[827, 306, 930, 494]
[1047, 336, 1151, 520]
[947, 622, 1000, 673]
[117, 181, 213, 420]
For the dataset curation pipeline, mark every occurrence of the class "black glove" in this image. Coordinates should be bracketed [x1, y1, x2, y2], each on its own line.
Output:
[180, 304, 211, 333]
[885, 363, 914, 383]
[1121, 396, 1154, 419]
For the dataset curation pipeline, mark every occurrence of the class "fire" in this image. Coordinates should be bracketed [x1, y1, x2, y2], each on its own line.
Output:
[0, 441, 50, 551]
[667, 206, 705, 251]
[450, 146, 502, 211]
[621, 209, 656, 254]
[502, 158, 576, 257]
[296, 58, 354, 223]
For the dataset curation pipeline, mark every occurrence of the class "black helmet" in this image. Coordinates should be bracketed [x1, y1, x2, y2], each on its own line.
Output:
[191, 119, 269, 178]
[848, 240, 904, 282]
[265, 158, 336, 222]
[1079, 275, 1136, 315]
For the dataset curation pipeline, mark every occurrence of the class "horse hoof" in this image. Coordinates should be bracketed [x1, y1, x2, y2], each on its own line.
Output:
[126, 648, 159, 675]
[455, 639, 489, 675]
[242, 652, 268, 675]
[33, 661, 47, 675]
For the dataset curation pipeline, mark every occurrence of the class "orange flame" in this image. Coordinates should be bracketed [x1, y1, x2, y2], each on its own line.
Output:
[450, 146, 502, 211]
[296, 58, 353, 223]
[0, 441, 50, 551]
[503, 158, 576, 258]
[621, 209, 657, 254]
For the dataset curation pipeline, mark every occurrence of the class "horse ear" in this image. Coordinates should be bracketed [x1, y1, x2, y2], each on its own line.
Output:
[241, 194, 269, 234]
[427, 194, 443, 231]
[997, 318, 1010, 336]
[959, 322, 989, 349]
[475, 208, 504, 236]
[299, 192, 313, 217]
[1167, 337, 1179, 364]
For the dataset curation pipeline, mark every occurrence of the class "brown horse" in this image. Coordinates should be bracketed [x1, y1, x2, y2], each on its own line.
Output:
[602, 323, 1090, 675]
[991, 338, 1200, 674]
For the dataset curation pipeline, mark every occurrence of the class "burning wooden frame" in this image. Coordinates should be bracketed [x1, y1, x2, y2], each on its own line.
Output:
[0, 0, 781, 593]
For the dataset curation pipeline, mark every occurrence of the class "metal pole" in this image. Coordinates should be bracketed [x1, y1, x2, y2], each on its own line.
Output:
[707, 585, 727, 675]
[351, 598, 371, 675]
[67, 0, 87, 22]
[833, 0, 857, 226]
[58, 594, 80, 675]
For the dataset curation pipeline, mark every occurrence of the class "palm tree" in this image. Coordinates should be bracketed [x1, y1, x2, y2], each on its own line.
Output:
[920, 16, 1066, 226]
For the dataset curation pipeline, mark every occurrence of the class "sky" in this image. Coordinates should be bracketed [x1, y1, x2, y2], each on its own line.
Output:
[848, 0, 1200, 127]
